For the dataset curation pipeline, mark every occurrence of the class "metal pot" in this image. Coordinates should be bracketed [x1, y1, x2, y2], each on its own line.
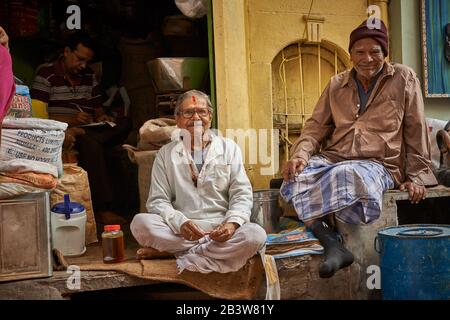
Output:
[251, 189, 282, 233]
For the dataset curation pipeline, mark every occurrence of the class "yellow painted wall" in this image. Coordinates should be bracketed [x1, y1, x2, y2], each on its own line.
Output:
[213, 0, 389, 188]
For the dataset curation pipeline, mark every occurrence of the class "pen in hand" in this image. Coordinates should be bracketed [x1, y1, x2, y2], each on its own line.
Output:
[71, 103, 94, 112]
[73, 104, 93, 125]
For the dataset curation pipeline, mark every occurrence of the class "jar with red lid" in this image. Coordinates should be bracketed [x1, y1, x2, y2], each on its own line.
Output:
[102, 225, 125, 263]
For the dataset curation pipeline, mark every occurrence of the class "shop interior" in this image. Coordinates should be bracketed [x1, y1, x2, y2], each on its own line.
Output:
[0, 0, 212, 218]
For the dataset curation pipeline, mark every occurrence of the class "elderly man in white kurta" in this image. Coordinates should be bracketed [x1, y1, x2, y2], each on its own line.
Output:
[131, 90, 266, 274]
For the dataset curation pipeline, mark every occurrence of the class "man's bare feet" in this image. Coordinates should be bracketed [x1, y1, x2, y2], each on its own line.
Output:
[136, 247, 174, 260]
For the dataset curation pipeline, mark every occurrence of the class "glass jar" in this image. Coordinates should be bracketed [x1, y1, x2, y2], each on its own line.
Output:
[102, 225, 125, 263]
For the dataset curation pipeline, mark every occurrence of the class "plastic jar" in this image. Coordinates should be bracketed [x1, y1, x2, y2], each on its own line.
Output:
[102, 225, 125, 263]
[51, 194, 86, 257]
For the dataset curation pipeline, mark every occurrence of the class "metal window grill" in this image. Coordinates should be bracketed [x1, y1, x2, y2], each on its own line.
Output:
[272, 40, 351, 163]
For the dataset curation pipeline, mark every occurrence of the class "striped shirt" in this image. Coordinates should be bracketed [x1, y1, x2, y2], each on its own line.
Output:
[30, 57, 102, 116]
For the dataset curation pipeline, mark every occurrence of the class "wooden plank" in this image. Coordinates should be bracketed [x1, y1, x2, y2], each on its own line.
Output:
[0, 270, 160, 300]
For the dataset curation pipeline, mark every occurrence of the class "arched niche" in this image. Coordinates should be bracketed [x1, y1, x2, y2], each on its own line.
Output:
[271, 39, 352, 166]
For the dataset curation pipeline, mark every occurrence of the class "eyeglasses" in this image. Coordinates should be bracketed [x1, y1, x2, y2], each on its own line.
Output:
[178, 108, 210, 119]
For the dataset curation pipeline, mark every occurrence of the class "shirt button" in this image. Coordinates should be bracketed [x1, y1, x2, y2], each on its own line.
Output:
[356, 114, 359, 119]
[357, 104, 360, 107]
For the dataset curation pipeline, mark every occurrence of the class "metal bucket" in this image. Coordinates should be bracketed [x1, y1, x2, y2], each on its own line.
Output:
[375, 224, 450, 300]
[251, 189, 282, 233]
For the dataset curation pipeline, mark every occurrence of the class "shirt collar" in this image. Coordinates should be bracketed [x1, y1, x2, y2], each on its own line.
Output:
[353, 67, 383, 92]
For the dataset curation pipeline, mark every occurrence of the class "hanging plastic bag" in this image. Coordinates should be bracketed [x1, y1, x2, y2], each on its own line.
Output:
[175, 0, 208, 19]
[6, 84, 33, 119]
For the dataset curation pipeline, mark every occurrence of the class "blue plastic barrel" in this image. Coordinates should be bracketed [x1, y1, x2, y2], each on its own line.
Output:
[375, 224, 450, 300]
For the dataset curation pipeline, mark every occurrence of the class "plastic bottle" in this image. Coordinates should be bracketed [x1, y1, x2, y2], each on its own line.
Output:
[102, 225, 125, 263]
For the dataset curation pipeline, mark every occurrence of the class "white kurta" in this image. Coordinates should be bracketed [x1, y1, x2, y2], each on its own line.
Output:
[132, 133, 266, 274]
[146, 134, 253, 234]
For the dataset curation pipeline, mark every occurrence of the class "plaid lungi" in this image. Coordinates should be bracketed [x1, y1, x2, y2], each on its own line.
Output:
[280, 156, 394, 225]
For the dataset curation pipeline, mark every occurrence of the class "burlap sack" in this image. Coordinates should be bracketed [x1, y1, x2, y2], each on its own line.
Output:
[123, 145, 158, 212]
[138, 118, 176, 151]
[50, 164, 98, 244]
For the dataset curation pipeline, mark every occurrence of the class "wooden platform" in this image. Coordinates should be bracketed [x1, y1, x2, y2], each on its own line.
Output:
[0, 255, 343, 300]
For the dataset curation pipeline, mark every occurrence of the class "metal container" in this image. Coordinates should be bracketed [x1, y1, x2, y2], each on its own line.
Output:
[0, 192, 52, 282]
[146, 57, 209, 93]
[375, 224, 450, 300]
[251, 189, 282, 233]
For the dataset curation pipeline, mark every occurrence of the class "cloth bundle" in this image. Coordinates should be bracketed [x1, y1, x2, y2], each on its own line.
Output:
[0, 158, 58, 199]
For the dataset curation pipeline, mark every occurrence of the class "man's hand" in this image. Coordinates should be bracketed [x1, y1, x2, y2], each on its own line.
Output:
[180, 221, 206, 241]
[399, 181, 427, 204]
[63, 127, 86, 149]
[282, 157, 308, 181]
[0, 27, 9, 50]
[95, 113, 115, 123]
[94, 107, 115, 123]
[209, 222, 239, 242]
[76, 112, 93, 125]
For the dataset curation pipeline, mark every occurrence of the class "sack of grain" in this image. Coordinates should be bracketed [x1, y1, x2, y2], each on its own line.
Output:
[0, 118, 67, 177]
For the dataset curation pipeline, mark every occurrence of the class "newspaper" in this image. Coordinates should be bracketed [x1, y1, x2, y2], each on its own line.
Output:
[266, 217, 323, 259]
[78, 121, 116, 128]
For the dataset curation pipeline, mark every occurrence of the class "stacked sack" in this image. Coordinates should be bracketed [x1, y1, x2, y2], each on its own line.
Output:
[137, 117, 176, 150]
[0, 118, 67, 199]
[124, 117, 176, 211]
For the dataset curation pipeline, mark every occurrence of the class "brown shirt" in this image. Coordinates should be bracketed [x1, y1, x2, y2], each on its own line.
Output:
[290, 62, 438, 187]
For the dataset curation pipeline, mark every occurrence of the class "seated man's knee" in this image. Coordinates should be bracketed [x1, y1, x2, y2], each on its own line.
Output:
[241, 223, 267, 250]
[130, 213, 156, 246]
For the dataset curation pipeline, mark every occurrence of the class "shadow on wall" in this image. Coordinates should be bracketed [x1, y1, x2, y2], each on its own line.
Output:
[10, 37, 62, 86]
[397, 197, 450, 225]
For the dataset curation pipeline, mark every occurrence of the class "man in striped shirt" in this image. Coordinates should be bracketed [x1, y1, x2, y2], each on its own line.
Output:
[31, 31, 131, 225]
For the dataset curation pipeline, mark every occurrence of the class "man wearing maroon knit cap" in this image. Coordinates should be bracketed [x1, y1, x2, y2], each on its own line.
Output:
[280, 18, 437, 278]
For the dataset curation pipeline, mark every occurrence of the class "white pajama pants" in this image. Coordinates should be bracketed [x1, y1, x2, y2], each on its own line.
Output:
[130, 213, 267, 274]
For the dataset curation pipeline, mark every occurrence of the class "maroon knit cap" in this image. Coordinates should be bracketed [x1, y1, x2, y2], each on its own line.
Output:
[348, 18, 388, 56]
